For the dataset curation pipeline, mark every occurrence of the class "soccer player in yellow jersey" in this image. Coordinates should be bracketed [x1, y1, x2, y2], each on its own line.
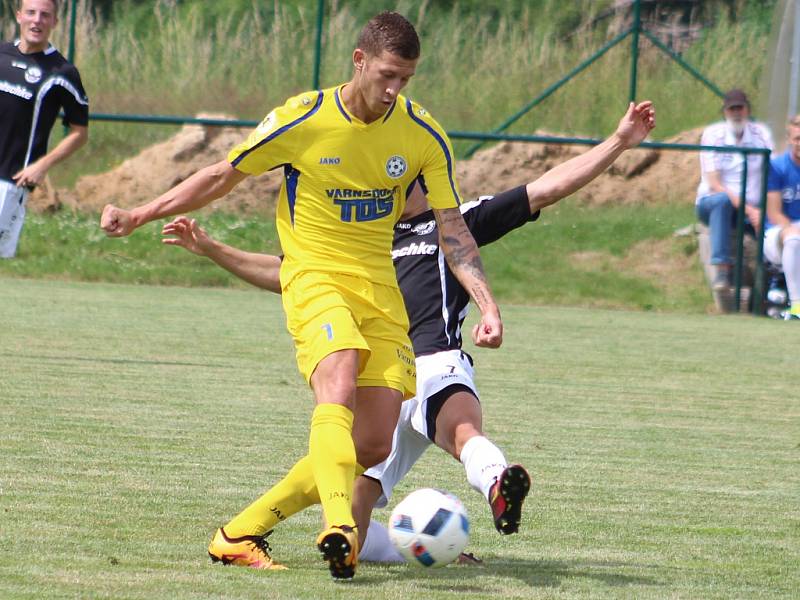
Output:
[100, 12, 502, 580]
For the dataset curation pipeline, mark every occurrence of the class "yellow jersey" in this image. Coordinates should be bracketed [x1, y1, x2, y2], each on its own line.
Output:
[228, 85, 462, 288]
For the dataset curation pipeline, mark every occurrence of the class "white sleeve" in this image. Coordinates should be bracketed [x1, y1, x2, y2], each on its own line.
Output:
[699, 125, 723, 174]
[761, 123, 775, 151]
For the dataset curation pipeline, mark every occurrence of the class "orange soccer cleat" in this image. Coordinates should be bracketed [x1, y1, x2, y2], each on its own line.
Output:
[207, 527, 287, 570]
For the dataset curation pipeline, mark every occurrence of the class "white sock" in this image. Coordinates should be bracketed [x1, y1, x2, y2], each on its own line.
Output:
[358, 519, 405, 563]
[459, 435, 507, 501]
[782, 235, 800, 310]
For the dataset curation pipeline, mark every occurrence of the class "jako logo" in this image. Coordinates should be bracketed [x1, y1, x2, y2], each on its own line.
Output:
[319, 157, 341, 165]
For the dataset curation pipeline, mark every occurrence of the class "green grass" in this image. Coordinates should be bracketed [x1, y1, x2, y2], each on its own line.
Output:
[1, 277, 798, 599]
[0, 211, 281, 287]
[480, 200, 707, 311]
[0, 201, 709, 312]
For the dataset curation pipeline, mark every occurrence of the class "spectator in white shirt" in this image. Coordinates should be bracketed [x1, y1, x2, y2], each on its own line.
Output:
[695, 89, 773, 290]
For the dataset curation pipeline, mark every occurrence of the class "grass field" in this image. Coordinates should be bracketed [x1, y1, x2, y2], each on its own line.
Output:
[1, 277, 798, 599]
[0, 201, 708, 313]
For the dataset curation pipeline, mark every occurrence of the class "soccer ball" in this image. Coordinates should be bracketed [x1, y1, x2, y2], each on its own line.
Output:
[388, 488, 469, 567]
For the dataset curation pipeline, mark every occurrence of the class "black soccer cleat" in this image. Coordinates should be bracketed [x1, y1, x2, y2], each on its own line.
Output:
[316, 525, 358, 580]
[488, 464, 531, 535]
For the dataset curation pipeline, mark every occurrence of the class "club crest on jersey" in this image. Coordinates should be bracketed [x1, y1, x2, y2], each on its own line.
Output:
[24, 66, 42, 84]
[386, 155, 407, 178]
[412, 220, 436, 235]
[418, 108, 427, 116]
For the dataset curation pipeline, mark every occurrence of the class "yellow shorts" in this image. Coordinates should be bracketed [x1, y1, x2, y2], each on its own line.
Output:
[282, 271, 416, 398]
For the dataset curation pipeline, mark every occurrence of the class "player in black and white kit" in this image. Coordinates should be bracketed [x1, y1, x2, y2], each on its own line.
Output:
[0, 0, 89, 258]
[160, 101, 655, 563]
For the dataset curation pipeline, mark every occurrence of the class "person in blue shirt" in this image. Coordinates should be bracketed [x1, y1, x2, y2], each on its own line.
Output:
[765, 115, 800, 320]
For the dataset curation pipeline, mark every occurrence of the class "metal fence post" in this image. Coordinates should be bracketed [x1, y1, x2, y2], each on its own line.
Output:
[752, 151, 771, 315]
[312, 0, 324, 90]
[64, 0, 78, 136]
[642, 30, 726, 99]
[464, 29, 631, 158]
[629, 0, 641, 103]
[790, 0, 800, 119]
[67, 0, 77, 63]
[733, 152, 748, 311]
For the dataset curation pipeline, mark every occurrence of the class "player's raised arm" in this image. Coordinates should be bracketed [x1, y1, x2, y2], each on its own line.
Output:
[435, 207, 503, 348]
[100, 159, 249, 237]
[526, 101, 655, 213]
[161, 216, 282, 293]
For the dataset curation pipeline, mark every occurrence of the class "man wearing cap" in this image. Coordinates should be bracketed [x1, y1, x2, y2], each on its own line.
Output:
[695, 89, 773, 291]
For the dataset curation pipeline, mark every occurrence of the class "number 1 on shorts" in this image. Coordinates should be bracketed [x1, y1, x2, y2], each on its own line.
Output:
[322, 323, 333, 340]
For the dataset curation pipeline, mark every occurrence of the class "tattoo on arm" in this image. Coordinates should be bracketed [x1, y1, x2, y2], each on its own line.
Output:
[436, 208, 494, 312]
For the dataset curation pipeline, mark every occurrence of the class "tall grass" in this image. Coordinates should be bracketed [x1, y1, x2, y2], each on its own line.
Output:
[70, 1, 772, 130]
[2, 1, 775, 185]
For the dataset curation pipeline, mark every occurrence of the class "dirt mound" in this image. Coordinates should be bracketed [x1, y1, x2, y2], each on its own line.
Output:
[28, 121, 703, 214]
[39, 114, 284, 216]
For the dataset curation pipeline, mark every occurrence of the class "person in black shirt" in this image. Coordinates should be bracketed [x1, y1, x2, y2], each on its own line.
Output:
[0, 0, 88, 258]
[161, 101, 655, 563]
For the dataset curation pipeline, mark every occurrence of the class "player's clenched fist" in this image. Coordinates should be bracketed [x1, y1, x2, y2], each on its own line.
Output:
[100, 204, 136, 237]
[472, 311, 503, 349]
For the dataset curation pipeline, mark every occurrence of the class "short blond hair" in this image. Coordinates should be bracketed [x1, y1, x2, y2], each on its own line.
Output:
[357, 12, 420, 60]
[18, 0, 59, 13]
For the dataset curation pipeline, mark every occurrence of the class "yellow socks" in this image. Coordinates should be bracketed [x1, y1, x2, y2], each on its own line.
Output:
[309, 403, 357, 528]
[223, 404, 363, 538]
[224, 456, 320, 538]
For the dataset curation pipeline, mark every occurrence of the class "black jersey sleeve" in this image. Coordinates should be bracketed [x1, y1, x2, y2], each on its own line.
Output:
[460, 185, 540, 246]
[59, 65, 89, 127]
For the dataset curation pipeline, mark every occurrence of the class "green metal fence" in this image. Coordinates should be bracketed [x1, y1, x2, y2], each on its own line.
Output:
[60, 0, 771, 315]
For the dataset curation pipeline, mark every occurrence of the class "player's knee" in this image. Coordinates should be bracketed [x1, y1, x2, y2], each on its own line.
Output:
[312, 377, 357, 408]
[311, 351, 359, 405]
[355, 439, 392, 469]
